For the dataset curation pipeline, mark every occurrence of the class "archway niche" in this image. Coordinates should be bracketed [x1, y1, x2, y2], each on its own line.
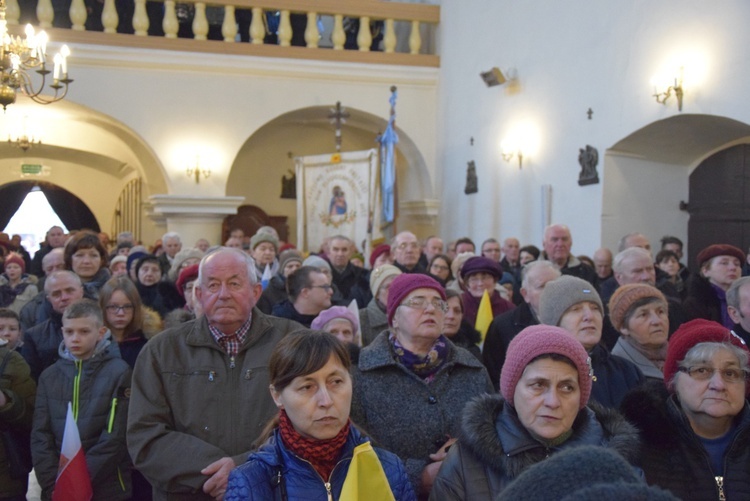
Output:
[602, 114, 750, 266]
[226, 106, 433, 246]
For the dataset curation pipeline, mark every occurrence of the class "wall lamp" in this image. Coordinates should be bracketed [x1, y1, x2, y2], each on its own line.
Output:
[501, 147, 523, 169]
[653, 66, 684, 111]
[186, 154, 211, 183]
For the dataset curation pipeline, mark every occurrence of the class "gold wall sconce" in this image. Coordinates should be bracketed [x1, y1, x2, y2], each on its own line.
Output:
[186, 154, 211, 183]
[501, 147, 523, 169]
[653, 66, 684, 111]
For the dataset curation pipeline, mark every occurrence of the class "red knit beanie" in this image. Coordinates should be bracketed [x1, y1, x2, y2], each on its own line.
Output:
[386, 273, 446, 326]
[664, 318, 750, 394]
[369, 244, 391, 268]
[501, 325, 593, 409]
[4, 253, 25, 273]
[696, 244, 745, 268]
[175, 263, 199, 298]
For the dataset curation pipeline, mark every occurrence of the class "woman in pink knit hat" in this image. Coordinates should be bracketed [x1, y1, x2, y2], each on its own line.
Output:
[431, 324, 640, 500]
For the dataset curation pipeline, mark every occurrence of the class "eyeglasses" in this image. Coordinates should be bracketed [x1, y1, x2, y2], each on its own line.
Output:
[678, 366, 748, 383]
[397, 242, 419, 250]
[309, 284, 333, 292]
[105, 304, 134, 313]
[399, 297, 447, 312]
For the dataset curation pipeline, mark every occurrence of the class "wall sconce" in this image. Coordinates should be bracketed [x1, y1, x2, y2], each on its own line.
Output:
[8, 115, 41, 152]
[501, 147, 523, 169]
[186, 154, 211, 183]
[652, 66, 684, 111]
[480, 67, 507, 87]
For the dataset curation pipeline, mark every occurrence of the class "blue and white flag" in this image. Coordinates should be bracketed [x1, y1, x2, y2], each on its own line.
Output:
[261, 264, 272, 290]
[378, 89, 399, 224]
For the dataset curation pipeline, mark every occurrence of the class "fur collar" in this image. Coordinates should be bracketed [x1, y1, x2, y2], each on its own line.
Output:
[459, 394, 640, 479]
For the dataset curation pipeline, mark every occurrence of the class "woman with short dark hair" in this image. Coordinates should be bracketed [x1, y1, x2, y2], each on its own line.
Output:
[225, 330, 414, 500]
[63, 230, 110, 297]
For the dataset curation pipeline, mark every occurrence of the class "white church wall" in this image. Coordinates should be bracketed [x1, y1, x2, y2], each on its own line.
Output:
[437, 0, 750, 253]
[601, 154, 689, 255]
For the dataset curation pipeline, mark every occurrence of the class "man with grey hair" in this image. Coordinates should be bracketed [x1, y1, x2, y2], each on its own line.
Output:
[157, 231, 182, 276]
[128, 248, 301, 500]
[483, 261, 561, 389]
[21, 270, 85, 381]
[418, 235, 444, 269]
[541, 223, 597, 286]
[604, 246, 686, 338]
[30, 225, 66, 277]
[617, 232, 652, 253]
[392, 231, 426, 274]
[727, 276, 750, 345]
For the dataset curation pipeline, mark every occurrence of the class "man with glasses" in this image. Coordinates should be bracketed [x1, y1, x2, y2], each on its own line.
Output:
[392, 231, 428, 274]
[272, 266, 334, 327]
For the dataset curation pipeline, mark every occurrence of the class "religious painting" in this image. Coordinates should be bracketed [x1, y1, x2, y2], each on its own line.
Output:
[295, 149, 382, 254]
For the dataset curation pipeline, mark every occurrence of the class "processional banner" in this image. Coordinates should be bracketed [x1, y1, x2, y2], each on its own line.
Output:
[295, 149, 382, 254]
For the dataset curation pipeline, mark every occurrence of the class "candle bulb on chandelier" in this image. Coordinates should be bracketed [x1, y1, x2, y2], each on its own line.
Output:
[60, 45, 70, 76]
[53, 53, 61, 81]
[38, 31, 48, 60]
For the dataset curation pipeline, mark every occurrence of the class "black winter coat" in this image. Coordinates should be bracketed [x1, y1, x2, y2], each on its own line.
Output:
[683, 274, 723, 324]
[429, 394, 640, 500]
[589, 343, 645, 409]
[31, 340, 132, 501]
[621, 381, 750, 501]
[482, 302, 537, 390]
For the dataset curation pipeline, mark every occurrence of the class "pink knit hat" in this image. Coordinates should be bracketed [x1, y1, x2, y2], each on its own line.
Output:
[386, 273, 446, 326]
[500, 325, 594, 409]
[311, 306, 360, 333]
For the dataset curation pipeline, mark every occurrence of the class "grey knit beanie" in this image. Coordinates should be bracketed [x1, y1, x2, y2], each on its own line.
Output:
[539, 275, 602, 326]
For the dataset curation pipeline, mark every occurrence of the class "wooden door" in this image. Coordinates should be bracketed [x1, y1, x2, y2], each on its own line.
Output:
[688, 144, 750, 271]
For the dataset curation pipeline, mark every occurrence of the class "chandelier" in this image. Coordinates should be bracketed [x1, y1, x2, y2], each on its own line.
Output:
[0, 0, 72, 110]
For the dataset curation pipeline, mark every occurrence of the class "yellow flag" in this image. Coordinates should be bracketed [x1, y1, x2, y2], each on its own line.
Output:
[475, 289, 493, 344]
[340, 441, 396, 501]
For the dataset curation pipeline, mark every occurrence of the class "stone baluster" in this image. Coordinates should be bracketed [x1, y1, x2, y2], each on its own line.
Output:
[332, 14, 345, 50]
[193, 2, 209, 40]
[70, 0, 88, 31]
[163, 0, 179, 38]
[222, 6, 236, 42]
[409, 20, 421, 54]
[383, 18, 396, 53]
[5, 0, 19, 24]
[305, 11, 318, 48]
[250, 7, 264, 44]
[102, 0, 119, 33]
[133, 0, 149, 36]
[357, 16, 371, 52]
[36, 0, 53, 28]
[278, 10, 292, 47]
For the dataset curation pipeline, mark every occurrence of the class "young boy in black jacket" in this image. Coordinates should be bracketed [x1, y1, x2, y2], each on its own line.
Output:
[31, 299, 132, 500]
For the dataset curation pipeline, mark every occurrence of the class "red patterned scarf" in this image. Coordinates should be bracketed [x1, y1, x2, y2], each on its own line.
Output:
[278, 409, 350, 481]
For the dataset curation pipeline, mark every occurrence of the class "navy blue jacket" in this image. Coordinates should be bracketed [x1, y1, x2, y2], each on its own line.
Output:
[225, 426, 415, 501]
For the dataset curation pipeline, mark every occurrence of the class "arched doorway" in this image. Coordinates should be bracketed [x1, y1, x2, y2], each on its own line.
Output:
[0, 181, 100, 231]
[688, 144, 750, 270]
[603, 114, 750, 263]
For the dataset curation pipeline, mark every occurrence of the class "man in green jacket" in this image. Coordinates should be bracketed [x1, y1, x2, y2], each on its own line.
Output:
[128, 248, 302, 500]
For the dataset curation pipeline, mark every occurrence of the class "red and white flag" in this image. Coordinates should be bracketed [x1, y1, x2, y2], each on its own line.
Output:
[52, 402, 93, 501]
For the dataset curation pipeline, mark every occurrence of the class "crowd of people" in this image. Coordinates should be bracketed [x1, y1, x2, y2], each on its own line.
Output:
[2, 222, 750, 500]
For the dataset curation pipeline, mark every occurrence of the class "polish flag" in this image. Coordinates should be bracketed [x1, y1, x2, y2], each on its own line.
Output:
[52, 403, 93, 501]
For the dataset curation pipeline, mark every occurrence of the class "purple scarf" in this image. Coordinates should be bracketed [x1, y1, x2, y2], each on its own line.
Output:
[390, 333, 449, 383]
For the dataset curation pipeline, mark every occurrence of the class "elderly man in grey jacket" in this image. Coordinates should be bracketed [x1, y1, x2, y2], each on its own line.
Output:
[128, 248, 301, 500]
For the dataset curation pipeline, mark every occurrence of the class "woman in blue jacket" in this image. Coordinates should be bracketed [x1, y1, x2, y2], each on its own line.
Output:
[225, 329, 415, 501]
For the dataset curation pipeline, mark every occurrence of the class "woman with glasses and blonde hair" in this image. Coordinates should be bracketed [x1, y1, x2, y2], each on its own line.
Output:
[622, 319, 750, 500]
[350, 274, 493, 498]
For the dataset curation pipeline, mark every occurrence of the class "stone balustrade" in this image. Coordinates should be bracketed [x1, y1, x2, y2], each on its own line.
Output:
[5, 0, 440, 67]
